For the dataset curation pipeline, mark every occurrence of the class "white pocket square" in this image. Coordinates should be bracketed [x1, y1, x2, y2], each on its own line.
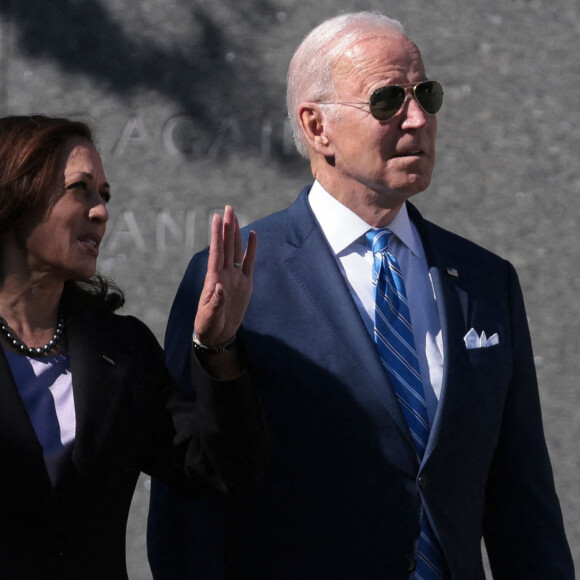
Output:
[464, 328, 499, 349]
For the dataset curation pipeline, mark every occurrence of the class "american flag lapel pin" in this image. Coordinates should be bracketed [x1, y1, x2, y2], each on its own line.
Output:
[446, 267, 459, 278]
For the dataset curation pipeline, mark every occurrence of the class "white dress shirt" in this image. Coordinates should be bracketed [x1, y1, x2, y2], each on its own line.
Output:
[308, 181, 444, 425]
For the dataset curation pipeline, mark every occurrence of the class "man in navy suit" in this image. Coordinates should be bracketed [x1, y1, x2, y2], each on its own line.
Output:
[148, 12, 574, 579]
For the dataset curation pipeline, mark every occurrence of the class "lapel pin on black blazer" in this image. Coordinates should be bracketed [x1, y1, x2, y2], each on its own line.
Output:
[102, 354, 116, 366]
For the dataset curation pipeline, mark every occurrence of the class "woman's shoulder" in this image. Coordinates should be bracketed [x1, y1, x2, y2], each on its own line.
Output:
[101, 309, 162, 352]
[65, 289, 164, 357]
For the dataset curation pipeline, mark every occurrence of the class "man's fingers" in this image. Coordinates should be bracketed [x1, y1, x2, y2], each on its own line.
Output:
[233, 214, 244, 265]
[209, 206, 254, 275]
[222, 205, 236, 267]
[207, 213, 224, 273]
[242, 230, 258, 277]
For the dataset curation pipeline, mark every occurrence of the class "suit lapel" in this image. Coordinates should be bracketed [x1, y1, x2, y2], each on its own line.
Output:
[408, 204, 472, 458]
[0, 348, 54, 490]
[63, 293, 127, 471]
[0, 295, 129, 510]
[424, 267, 470, 457]
[283, 191, 414, 452]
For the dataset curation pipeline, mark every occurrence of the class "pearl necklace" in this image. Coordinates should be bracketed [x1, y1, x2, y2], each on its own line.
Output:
[0, 312, 65, 357]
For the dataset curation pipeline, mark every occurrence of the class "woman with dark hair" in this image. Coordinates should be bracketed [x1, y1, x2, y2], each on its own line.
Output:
[0, 115, 264, 579]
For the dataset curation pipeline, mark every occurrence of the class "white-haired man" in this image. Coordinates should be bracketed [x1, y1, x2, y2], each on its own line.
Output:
[148, 12, 574, 579]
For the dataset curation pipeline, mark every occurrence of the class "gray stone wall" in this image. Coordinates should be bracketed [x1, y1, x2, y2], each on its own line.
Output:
[1, 1, 578, 577]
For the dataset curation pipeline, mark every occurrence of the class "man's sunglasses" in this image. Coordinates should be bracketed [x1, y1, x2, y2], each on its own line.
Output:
[318, 80, 444, 121]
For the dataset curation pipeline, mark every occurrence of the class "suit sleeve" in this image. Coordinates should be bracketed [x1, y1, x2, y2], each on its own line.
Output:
[148, 250, 247, 578]
[131, 260, 268, 493]
[482, 264, 574, 578]
[163, 350, 269, 493]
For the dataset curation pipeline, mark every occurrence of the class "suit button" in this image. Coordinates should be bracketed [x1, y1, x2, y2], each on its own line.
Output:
[418, 475, 426, 490]
[404, 555, 417, 572]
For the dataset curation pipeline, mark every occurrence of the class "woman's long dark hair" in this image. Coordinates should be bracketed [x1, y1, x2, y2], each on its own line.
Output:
[0, 115, 124, 312]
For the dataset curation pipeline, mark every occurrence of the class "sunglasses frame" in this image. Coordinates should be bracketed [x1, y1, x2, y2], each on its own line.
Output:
[317, 80, 444, 121]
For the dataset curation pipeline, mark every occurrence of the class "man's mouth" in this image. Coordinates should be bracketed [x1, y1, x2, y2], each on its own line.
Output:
[393, 150, 423, 158]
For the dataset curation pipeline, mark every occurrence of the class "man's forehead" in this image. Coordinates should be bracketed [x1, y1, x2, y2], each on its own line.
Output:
[343, 30, 406, 50]
[332, 32, 422, 82]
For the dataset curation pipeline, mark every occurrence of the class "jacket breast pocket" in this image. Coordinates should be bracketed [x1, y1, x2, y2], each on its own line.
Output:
[465, 341, 512, 385]
[458, 343, 514, 442]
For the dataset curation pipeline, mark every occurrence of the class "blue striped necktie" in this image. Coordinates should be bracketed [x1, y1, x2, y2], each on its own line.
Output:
[366, 228, 448, 580]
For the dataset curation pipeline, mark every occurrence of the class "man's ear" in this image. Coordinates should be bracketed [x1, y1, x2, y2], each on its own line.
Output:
[297, 104, 332, 154]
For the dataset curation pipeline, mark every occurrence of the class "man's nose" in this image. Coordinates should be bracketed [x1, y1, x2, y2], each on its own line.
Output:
[400, 94, 429, 128]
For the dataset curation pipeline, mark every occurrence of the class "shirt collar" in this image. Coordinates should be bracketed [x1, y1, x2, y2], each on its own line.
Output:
[308, 180, 421, 257]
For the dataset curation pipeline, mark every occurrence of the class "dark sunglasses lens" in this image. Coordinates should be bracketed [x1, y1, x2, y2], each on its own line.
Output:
[369, 86, 406, 120]
[415, 81, 444, 115]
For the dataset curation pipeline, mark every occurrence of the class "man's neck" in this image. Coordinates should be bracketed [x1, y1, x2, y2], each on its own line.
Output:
[313, 177, 405, 228]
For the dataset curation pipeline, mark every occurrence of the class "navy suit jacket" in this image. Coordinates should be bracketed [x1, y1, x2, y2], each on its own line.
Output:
[148, 187, 574, 579]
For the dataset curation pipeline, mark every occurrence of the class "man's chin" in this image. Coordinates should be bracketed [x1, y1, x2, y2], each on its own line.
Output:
[391, 174, 432, 199]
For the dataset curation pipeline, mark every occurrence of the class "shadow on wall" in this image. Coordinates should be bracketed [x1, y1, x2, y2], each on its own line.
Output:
[0, 0, 294, 160]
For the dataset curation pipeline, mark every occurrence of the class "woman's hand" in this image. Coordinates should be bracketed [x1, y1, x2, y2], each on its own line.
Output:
[193, 205, 257, 350]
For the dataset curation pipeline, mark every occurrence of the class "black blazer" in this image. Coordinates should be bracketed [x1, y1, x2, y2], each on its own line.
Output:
[0, 289, 266, 579]
[149, 188, 574, 579]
